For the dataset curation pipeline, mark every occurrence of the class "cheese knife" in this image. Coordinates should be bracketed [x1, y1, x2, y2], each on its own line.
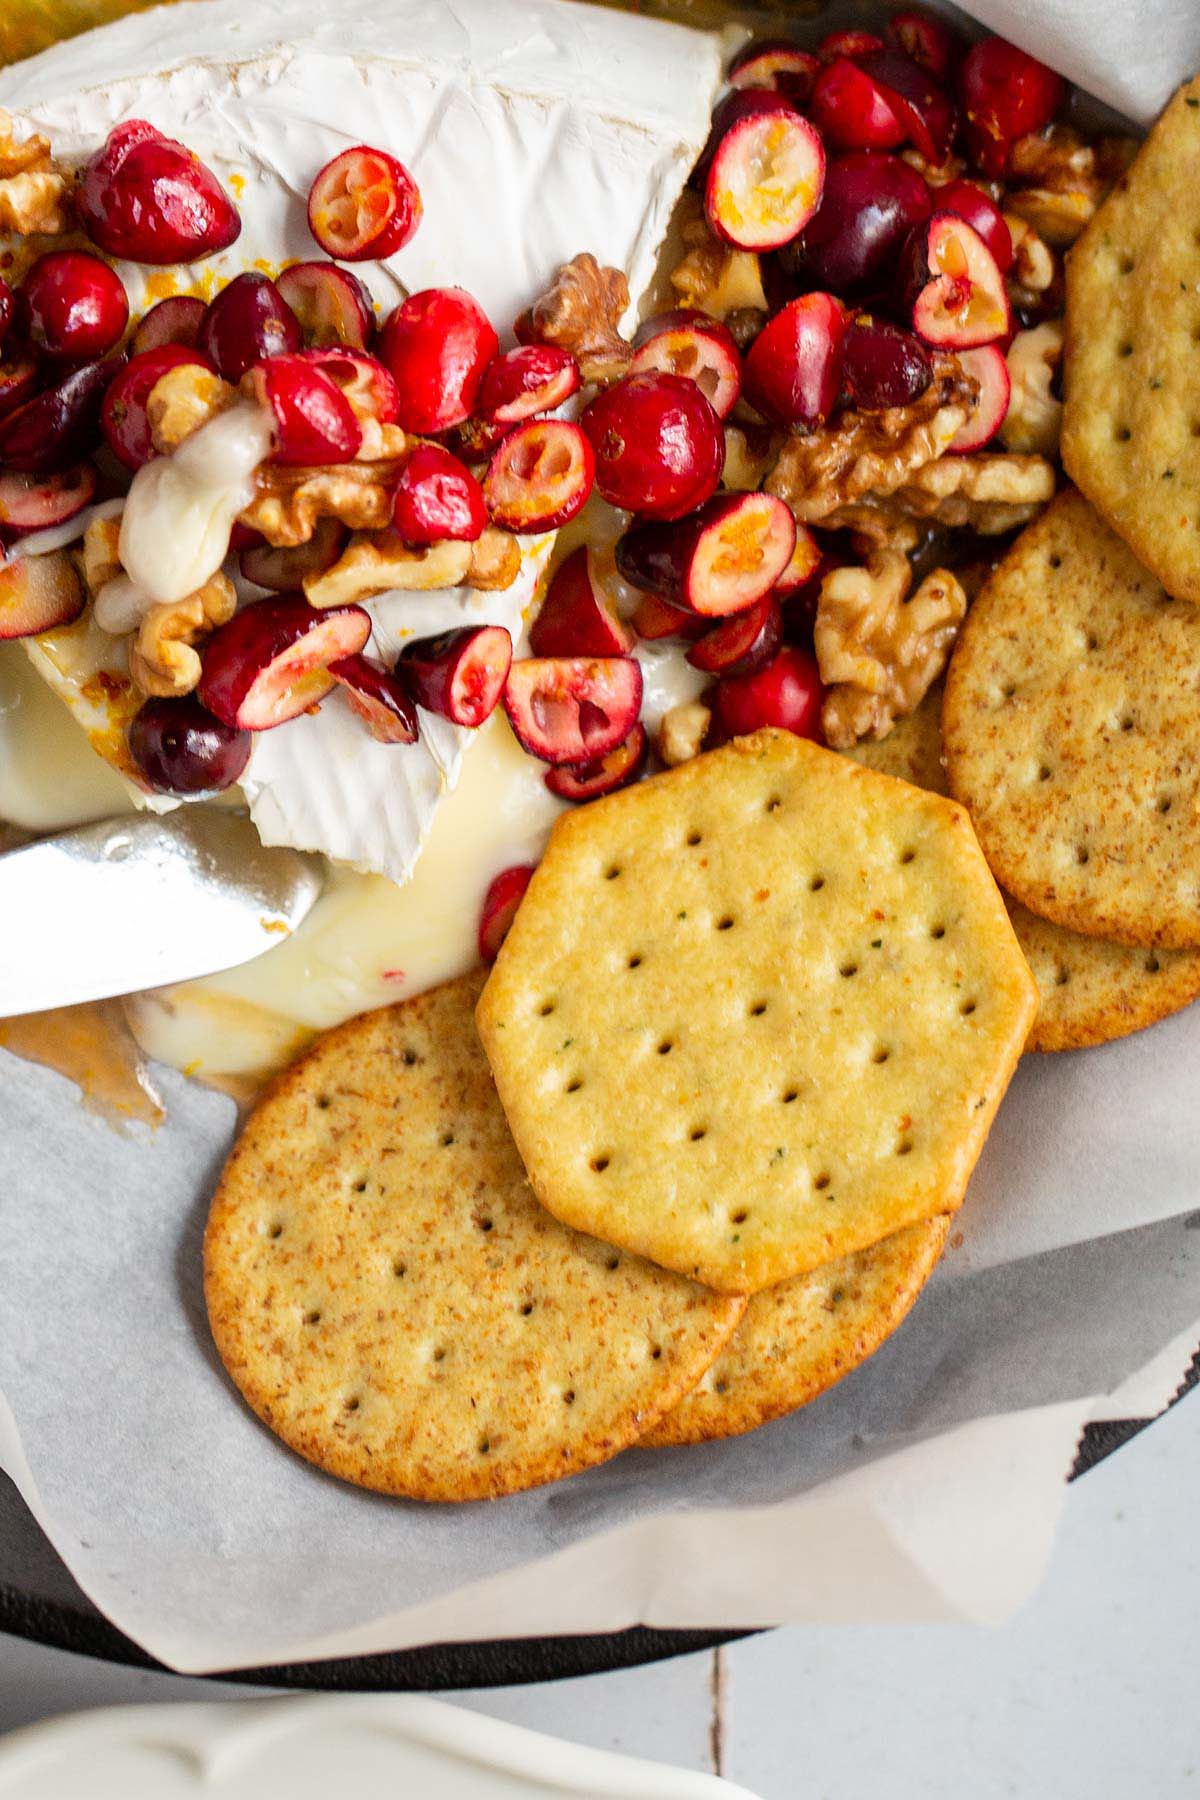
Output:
[0, 809, 322, 1017]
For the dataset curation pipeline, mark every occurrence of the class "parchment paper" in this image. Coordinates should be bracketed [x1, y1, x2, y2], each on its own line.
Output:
[3, 0, 1200, 1674]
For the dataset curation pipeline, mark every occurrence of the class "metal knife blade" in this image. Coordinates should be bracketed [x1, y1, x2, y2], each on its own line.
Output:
[0, 808, 323, 1017]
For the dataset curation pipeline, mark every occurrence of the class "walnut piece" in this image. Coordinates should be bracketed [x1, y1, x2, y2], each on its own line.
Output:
[0, 111, 69, 235]
[78, 514, 122, 597]
[148, 365, 240, 454]
[1004, 124, 1135, 248]
[816, 554, 966, 749]
[514, 252, 632, 385]
[304, 529, 472, 608]
[765, 354, 975, 525]
[722, 423, 777, 492]
[900, 146, 967, 187]
[891, 451, 1056, 530]
[467, 526, 522, 591]
[657, 700, 711, 767]
[668, 191, 768, 322]
[129, 574, 237, 697]
[833, 505, 924, 557]
[1001, 321, 1064, 457]
[355, 417, 412, 462]
[240, 462, 402, 547]
[1004, 211, 1056, 318]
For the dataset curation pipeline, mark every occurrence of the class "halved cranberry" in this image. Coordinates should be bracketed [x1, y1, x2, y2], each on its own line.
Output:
[818, 29, 885, 62]
[581, 372, 724, 520]
[276, 262, 374, 350]
[101, 344, 210, 471]
[544, 723, 646, 801]
[477, 345, 580, 426]
[711, 643, 823, 744]
[629, 592, 705, 642]
[773, 524, 823, 595]
[248, 355, 361, 466]
[0, 549, 84, 639]
[483, 419, 593, 534]
[398, 624, 513, 728]
[887, 9, 960, 82]
[630, 310, 741, 420]
[0, 358, 115, 475]
[19, 251, 128, 362]
[857, 49, 957, 164]
[902, 213, 1011, 348]
[128, 694, 251, 795]
[503, 656, 643, 766]
[308, 146, 422, 261]
[809, 58, 905, 153]
[948, 344, 1011, 452]
[131, 294, 206, 355]
[958, 36, 1065, 176]
[705, 104, 825, 251]
[379, 287, 498, 433]
[617, 492, 796, 619]
[782, 151, 931, 298]
[687, 595, 782, 678]
[0, 464, 97, 538]
[239, 518, 347, 591]
[937, 178, 1014, 275]
[743, 292, 847, 427]
[393, 443, 486, 544]
[197, 273, 302, 383]
[199, 595, 371, 731]
[0, 350, 39, 422]
[79, 120, 241, 264]
[329, 653, 418, 744]
[531, 547, 633, 658]
[479, 864, 535, 964]
[297, 346, 400, 423]
[696, 90, 798, 187]
[843, 315, 932, 409]
[728, 41, 819, 104]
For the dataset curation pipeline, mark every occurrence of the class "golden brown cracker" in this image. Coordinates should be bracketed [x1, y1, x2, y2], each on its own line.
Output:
[1062, 75, 1200, 603]
[943, 489, 1200, 950]
[642, 1216, 949, 1447]
[852, 687, 1200, 1050]
[477, 729, 1035, 1295]
[204, 973, 744, 1502]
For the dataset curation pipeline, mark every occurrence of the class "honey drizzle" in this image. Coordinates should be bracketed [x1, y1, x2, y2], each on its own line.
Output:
[0, 999, 165, 1127]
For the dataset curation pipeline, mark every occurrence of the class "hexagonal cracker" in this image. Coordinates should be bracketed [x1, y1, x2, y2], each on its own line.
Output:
[476, 728, 1037, 1294]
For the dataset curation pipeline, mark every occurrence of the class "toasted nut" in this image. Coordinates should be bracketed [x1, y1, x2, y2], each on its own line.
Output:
[240, 462, 402, 547]
[816, 555, 966, 749]
[129, 574, 237, 697]
[0, 111, 55, 179]
[837, 505, 924, 557]
[148, 365, 240, 454]
[722, 423, 776, 492]
[0, 168, 70, 236]
[900, 147, 967, 188]
[356, 417, 412, 462]
[304, 529, 472, 608]
[669, 191, 768, 322]
[657, 700, 711, 767]
[514, 252, 632, 385]
[766, 354, 975, 525]
[467, 526, 522, 591]
[894, 451, 1056, 524]
[78, 514, 123, 598]
[1004, 124, 1134, 248]
[1001, 321, 1063, 457]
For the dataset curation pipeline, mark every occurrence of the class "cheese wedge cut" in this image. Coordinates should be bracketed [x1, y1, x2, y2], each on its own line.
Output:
[0, 0, 723, 880]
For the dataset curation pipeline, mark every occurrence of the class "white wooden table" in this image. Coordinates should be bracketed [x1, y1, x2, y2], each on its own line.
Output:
[1, 1390, 1197, 1796]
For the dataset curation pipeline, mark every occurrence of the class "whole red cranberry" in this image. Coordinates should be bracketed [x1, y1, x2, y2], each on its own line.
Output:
[128, 695, 250, 796]
[743, 293, 847, 427]
[958, 36, 1065, 175]
[711, 644, 824, 743]
[378, 287, 498, 433]
[197, 274, 302, 383]
[580, 372, 724, 520]
[393, 443, 487, 544]
[79, 120, 242, 264]
[18, 251, 129, 362]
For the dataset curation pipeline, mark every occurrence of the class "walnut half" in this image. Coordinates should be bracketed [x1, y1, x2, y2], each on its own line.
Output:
[0, 110, 69, 235]
[514, 253, 632, 386]
[129, 574, 237, 697]
[816, 552, 966, 749]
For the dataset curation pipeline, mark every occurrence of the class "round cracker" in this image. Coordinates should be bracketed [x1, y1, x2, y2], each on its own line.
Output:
[641, 1216, 948, 1448]
[943, 489, 1200, 950]
[204, 972, 744, 1503]
[850, 684, 1200, 1050]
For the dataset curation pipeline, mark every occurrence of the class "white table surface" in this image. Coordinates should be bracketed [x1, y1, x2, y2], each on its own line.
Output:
[1, 1388, 1196, 1797]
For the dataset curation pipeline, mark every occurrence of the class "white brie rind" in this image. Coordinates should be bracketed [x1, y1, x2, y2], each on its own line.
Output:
[0, 0, 723, 882]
